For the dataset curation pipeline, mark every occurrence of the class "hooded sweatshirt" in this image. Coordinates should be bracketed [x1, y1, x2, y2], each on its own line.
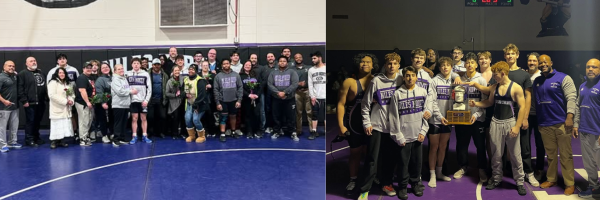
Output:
[429, 73, 453, 124]
[461, 72, 488, 122]
[361, 73, 402, 133]
[268, 67, 299, 100]
[47, 65, 79, 83]
[533, 69, 577, 126]
[388, 84, 430, 146]
[125, 69, 152, 103]
[110, 73, 132, 109]
[574, 75, 600, 135]
[214, 70, 243, 104]
[398, 67, 434, 115]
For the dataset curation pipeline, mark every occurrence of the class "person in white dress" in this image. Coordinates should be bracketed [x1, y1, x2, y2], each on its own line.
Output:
[47, 67, 75, 149]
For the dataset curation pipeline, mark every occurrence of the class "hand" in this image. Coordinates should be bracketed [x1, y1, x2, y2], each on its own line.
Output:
[453, 78, 462, 85]
[417, 134, 425, 142]
[565, 117, 574, 133]
[339, 126, 348, 137]
[217, 104, 223, 111]
[423, 111, 431, 120]
[142, 101, 148, 107]
[23, 102, 29, 107]
[211, 70, 217, 74]
[206, 84, 212, 89]
[131, 89, 138, 95]
[2, 100, 12, 107]
[311, 97, 317, 106]
[67, 100, 73, 106]
[235, 102, 241, 108]
[364, 126, 373, 136]
[86, 102, 92, 108]
[102, 103, 108, 110]
[176, 90, 181, 96]
[400, 142, 406, 147]
[572, 127, 579, 139]
[510, 126, 519, 138]
[441, 117, 449, 126]
[470, 115, 477, 124]
[465, 82, 475, 87]
[278, 92, 286, 98]
[469, 100, 476, 107]
[522, 119, 529, 130]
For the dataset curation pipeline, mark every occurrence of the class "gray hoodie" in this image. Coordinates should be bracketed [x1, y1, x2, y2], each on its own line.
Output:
[361, 73, 402, 133]
[111, 74, 131, 109]
[268, 67, 299, 100]
[214, 70, 243, 104]
[125, 69, 152, 103]
[389, 84, 430, 146]
[461, 72, 488, 122]
[429, 73, 453, 124]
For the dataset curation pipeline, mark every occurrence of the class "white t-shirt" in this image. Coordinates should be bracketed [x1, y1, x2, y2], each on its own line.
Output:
[308, 65, 326, 99]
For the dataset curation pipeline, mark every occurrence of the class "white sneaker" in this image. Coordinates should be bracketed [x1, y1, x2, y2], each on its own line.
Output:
[437, 174, 452, 181]
[429, 175, 437, 188]
[526, 172, 540, 187]
[346, 180, 356, 191]
[102, 136, 110, 143]
[382, 185, 396, 196]
[265, 127, 273, 134]
[479, 169, 488, 183]
[454, 167, 466, 179]
[291, 132, 299, 141]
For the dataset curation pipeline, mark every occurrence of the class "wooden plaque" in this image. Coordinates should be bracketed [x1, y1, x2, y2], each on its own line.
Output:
[446, 110, 472, 125]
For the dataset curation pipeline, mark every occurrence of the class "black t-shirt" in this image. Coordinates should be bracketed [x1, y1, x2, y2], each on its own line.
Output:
[75, 75, 94, 106]
[488, 68, 532, 117]
[32, 70, 47, 99]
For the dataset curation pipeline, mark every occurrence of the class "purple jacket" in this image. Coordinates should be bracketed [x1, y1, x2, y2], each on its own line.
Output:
[532, 70, 577, 127]
[575, 76, 600, 135]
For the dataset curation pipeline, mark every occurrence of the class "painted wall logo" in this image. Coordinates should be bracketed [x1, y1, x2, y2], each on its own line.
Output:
[25, 0, 97, 8]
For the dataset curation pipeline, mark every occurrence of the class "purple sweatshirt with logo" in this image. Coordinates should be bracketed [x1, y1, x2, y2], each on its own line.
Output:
[532, 70, 577, 127]
[574, 76, 600, 135]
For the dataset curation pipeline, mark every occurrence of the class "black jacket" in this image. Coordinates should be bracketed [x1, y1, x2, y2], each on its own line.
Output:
[239, 70, 264, 101]
[17, 69, 47, 105]
[192, 78, 210, 112]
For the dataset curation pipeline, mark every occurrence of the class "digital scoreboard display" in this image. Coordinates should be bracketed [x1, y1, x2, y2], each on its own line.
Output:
[465, 0, 514, 7]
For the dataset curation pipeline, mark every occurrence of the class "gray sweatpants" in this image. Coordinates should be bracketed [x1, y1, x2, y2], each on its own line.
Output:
[580, 132, 600, 189]
[75, 103, 94, 142]
[490, 117, 525, 185]
[0, 110, 19, 147]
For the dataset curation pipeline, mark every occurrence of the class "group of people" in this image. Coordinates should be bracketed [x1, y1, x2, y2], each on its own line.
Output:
[337, 43, 600, 199]
[0, 47, 327, 152]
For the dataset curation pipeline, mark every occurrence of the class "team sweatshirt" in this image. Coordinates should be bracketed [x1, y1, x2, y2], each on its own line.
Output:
[214, 70, 243, 104]
[461, 72, 488, 122]
[125, 69, 152, 103]
[47, 65, 79, 83]
[389, 84, 430, 146]
[429, 73, 453, 124]
[361, 73, 402, 133]
[532, 70, 577, 126]
[574, 76, 600, 135]
[308, 65, 326, 99]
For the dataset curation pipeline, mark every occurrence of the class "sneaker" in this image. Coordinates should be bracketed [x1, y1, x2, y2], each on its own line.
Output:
[479, 169, 488, 183]
[112, 140, 120, 147]
[219, 134, 226, 142]
[486, 180, 500, 190]
[291, 132, 299, 141]
[246, 134, 254, 139]
[412, 182, 424, 197]
[526, 172, 539, 187]
[346, 179, 356, 196]
[235, 129, 243, 136]
[102, 136, 111, 144]
[579, 186, 600, 199]
[397, 188, 408, 200]
[118, 140, 129, 145]
[142, 136, 153, 143]
[382, 185, 396, 196]
[225, 129, 232, 136]
[129, 136, 138, 144]
[358, 192, 369, 200]
[265, 127, 273, 134]
[50, 141, 57, 149]
[8, 143, 22, 149]
[1, 146, 9, 152]
[255, 132, 263, 138]
[308, 130, 317, 140]
[80, 141, 91, 146]
[517, 185, 527, 196]
[271, 132, 280, 139]
[454, 167, 466, 179]
[436, 172, 452, 181]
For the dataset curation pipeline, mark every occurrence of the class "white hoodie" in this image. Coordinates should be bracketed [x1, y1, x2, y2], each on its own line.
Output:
[429, 73, 453, 124]
[460, 72, 488, 122]
[389, 84, 430, 146]
[361, 73, 402, 133]
[47, 64, 79, 84]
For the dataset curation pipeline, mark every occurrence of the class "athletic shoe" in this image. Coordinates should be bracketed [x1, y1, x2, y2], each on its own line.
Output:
[129, 136, 138, 144]
[578, 186, 600, 198]
[118, 140, 129, 145]
[246, 134, 254, 139]
[486, 180, 500, 190]
[382, 185, 396, 196]
[265, 127, 273, 134]
[235, 129, 243, 136]
[80, 141, 91, 146]
[346, 179, 356, 196]
[526, 172, 539, 187]
[142, 136, 152, 143]
[358, 192, 369, 200]
[308, 130, 317, 140]
[112, 140, 120, 147]
[225, 129, 232, 136]
[291, 132, 299, 141]
[255, 132, 263, 138]
[454, 167, 467, 179]
[8, 143, 22, 148]
[412, 182, 424, 197]
[397, 188, 408, 200]
[102, 136, 111, 144]
[517, 185, 527, 196]
[219, 134, 226, 142]
[271, 132, 280, 139]
[0, 146, 8, 152]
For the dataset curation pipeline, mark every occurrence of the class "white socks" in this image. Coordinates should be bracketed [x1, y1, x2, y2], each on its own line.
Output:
[429, 170, 437, 188]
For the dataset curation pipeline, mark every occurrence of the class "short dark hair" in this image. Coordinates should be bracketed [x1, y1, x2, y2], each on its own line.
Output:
[310, 51, 323, 58]
[281, 47, 291, 53]
[452, 46, 463, 53]
[267, 52, 275, 57]
[278, 55, 289, 62]
[464, 52, 477, 62]
[175, 55, 184, 61]
[527, 52, 540, 60]
[194, 51, 203, 56]
[221, 58, 231, 64]
[141, 57, 149, 62]
[56, 53, 67, 61]
[403, 66, 417, 76]
[131, 57, 141, 64]
[230, 51, 240, 57]
[351, 53, 379, 76]
[249, 53, 258, 60]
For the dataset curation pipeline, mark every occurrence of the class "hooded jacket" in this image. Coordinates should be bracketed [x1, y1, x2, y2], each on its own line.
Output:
[389, 84, 430, 146]
[361, 73, 402, 133]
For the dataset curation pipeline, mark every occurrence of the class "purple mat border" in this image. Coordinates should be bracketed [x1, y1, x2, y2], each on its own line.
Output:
[0, 42, 326, 51]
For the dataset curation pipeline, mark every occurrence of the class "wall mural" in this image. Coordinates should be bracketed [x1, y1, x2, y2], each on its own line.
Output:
[24, 0, 97, 8]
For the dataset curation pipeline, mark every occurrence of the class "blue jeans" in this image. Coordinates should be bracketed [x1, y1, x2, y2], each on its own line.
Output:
[260, 94, 266, 130]
[185, 103, 205, 130]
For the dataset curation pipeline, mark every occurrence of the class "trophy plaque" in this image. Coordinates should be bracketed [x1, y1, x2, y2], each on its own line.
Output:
[446, 85, 472, 125]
